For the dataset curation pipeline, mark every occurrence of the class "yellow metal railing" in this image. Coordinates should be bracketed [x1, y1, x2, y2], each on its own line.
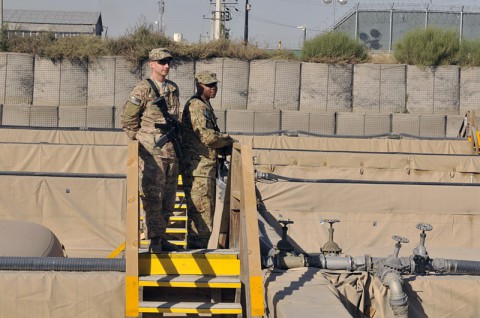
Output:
[123, 141, 264, 317]
[458, 110, 479, 154]
[224, 143, 265, 317]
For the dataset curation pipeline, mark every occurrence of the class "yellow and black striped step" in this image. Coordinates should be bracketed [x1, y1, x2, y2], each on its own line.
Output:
[169, 215, 187, 222]
[140, 239, 187, 247]
[138, 301, 242, 314]
[139, 274, 241, 288]
[139, 249, 240, 276]
[165, 227, 187, 234]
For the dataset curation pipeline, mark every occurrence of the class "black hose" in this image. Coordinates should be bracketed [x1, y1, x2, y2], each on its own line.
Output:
[0, 257, 125, 272]
[0, 171, 126, 179]
[432, 258, 480, 275]
[255, 172, 480, 187]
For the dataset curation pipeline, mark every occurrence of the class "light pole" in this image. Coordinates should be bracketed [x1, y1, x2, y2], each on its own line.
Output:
[323, 0, 348, 30]
[297, 25, 306, 47]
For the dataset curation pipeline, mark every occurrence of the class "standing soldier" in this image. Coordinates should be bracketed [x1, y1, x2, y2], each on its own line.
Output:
[122, 48, 180, 253]
[181, 70, 236, 249]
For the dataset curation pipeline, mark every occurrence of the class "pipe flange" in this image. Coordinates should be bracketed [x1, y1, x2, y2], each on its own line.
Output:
[384, 262, 409, 273]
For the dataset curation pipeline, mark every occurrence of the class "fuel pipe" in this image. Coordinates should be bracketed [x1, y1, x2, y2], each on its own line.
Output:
[260, 219, 480, 318]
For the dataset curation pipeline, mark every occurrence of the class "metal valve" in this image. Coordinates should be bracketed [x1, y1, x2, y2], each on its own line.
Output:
[321, 219, 340, 226]
[278, 219, 294, 228]
[320, 219, 342, 255]
[416, 223, 433, 233]
[392, 235, 409, 244]
[414, 223, 433, 258]
[277, 219, 294, 253]
[392, 235, 409, 258]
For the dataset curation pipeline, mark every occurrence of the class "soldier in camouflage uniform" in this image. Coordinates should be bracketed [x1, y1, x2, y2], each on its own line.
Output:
[181, 70, 236, 249]
[121, 48, 180, 253]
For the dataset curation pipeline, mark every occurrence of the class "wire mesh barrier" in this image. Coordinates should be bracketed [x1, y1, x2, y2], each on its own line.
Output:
[2, 53, 480, 114]
[0, 52, 479, 137]
[1, 105, 117, 129]
[2, 105, 472, 138]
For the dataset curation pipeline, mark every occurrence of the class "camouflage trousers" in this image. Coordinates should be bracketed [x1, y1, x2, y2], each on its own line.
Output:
[183, 174, 216, 241]
[138, 145, 178, 239]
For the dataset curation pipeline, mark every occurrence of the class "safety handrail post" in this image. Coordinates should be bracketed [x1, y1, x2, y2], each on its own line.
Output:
[229, 142, 265, 318]
[125, 141, 139, 317]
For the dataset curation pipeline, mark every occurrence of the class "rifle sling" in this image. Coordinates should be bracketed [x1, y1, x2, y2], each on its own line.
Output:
[146, 78, 171, 121]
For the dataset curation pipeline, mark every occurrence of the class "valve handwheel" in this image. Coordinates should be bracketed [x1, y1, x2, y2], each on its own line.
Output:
[321, 219, 340, 225]
[416, 223, 433, 232]
[392, 235, 409, 244]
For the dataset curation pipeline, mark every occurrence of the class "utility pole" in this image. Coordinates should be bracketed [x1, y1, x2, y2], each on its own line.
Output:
[244, 0, 250, 45]
[158, 0, 165, 36]
[211, 0, 235, 41]
[297, 25, 306, 47]
[0, 0, 3, 29]
[215, 0, 221, 40]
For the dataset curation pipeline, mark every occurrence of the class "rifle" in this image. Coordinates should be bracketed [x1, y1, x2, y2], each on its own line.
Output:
[152, 95, 184, 161]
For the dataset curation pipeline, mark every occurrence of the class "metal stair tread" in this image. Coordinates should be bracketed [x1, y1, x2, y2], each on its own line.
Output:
[140, 240, 186, 246]
[166, 228, 187, 234]
[169, 215, 187, 221]
[138, 301, 242, 313]
[139, 248, 239, 257]
[139, 274, 241, 288]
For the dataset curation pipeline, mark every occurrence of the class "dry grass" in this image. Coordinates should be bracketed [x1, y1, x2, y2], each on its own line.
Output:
[368, 52, 398, 64]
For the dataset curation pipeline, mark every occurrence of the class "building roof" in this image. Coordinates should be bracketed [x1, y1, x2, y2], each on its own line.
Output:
[4, 9, 101, 25]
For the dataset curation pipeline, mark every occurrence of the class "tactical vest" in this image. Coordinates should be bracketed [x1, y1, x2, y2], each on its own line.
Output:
[138, 79, 179, 135]
[182, 96, 220, 160]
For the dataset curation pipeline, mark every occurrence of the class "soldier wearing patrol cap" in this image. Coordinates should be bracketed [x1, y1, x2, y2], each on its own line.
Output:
[181, 70, 236, 249]
[121, 48, 180, 253]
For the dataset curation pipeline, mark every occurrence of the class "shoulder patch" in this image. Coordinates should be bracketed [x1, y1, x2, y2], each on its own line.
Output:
[130, 96, 142, 106]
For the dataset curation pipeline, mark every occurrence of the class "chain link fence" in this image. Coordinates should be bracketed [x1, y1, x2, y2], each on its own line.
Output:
[336, 3, 480, 51]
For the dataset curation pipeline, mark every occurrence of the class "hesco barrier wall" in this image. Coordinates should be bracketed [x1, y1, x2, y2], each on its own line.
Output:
[0, 106, 475, 138]
[1, 52, 480, 134]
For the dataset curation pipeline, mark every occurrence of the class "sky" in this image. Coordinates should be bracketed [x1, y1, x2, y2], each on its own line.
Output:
[4, 0, 480, 50]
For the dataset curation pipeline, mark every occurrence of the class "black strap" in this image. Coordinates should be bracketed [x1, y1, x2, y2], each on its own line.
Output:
[183, 95, 220, 133]
[146, 78, 161, 98]
[182, 96, 202, 125]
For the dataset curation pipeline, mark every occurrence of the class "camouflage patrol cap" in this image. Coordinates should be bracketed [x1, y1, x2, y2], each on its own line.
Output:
[195, 70, 219, 85]
[149, 48, 172, 61]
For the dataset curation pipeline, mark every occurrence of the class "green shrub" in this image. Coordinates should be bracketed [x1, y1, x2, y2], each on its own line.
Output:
[1, 22, 295, 65]
[394, 27, 460, 66]
[170, 39, 296, 61]
[301, 32, 369, 64]
[47, 36, 110, 63]
[8, 32, 56, 57]
[458, 39, 480, 67]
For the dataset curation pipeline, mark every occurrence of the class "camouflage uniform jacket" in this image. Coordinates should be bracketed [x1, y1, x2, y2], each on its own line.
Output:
[122, 78, 180, 158]
[182, 97, 234, 178]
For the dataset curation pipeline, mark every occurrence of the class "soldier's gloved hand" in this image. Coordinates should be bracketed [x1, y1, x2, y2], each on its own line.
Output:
[219, 145, 233, 156]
